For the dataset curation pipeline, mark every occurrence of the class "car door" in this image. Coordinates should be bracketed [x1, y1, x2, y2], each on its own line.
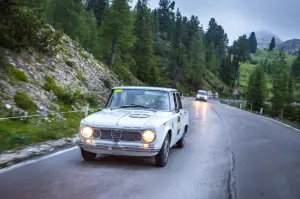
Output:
[170, 92, 179, 146]
[175, 92, 187, 139]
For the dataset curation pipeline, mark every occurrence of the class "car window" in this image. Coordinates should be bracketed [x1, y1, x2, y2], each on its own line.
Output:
[198, 91, 207, 95]
[172, 93, 178, 110]
[176, 93, 183, 109]
[106, 89, 171, 111]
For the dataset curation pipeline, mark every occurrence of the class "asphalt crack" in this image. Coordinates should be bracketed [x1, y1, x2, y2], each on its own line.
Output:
[227, 151, 237, 199]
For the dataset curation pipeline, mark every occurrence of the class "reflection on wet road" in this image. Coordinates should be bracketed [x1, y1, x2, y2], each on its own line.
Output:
[1, 98, 300, 199]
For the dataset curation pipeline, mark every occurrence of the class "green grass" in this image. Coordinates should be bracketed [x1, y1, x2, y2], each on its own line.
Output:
[239, 49, 298, 100]
[0, 112, 83, 152]
[14, 91, 37, 112]
[7, 65, 28, 82]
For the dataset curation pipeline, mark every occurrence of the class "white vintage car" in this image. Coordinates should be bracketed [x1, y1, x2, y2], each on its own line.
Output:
[78, 86, 189, 167]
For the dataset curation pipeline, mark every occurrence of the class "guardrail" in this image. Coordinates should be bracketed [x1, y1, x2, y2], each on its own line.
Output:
[220, 100, 300, 125]
[0, 103, 101, 121]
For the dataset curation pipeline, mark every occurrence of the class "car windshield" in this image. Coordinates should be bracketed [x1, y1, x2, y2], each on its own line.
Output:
[198, 91, 207, 95]
[106, 89, 170, 111]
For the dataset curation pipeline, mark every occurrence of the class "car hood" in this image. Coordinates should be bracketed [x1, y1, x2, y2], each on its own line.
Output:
[81, 108, 171, 129]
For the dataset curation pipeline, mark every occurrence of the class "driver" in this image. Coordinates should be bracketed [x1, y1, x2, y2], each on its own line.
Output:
[155, 95, 168, 110]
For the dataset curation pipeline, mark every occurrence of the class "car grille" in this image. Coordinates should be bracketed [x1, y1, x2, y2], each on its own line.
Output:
[95, 129, 143, 142]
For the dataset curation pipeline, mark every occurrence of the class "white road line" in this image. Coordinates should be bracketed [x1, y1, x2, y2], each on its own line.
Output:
[0, 146, 78, 174]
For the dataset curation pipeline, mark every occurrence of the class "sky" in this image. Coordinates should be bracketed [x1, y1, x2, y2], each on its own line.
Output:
[131, 0, 299, 43]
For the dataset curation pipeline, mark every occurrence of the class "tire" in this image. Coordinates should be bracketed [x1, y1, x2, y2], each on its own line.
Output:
[177, 126, 187, 148]
[81, 148, 97, 161]
[155, 133, 171, 167]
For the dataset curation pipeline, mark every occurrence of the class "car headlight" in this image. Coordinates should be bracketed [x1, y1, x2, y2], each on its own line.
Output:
[205, 96, 208, 99]
[81, 126, 93, 138]
[142, 130, 156, 143]
[197, 94, 200, 97]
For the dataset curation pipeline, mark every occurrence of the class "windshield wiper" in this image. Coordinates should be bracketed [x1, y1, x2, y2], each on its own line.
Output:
[112, 104, 156, 112]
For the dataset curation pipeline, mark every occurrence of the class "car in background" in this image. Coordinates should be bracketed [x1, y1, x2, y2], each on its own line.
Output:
[196, 90, 208, 102]
[78, 86, 189, 167]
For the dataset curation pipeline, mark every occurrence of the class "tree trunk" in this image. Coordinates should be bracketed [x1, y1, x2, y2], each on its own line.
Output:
[173, 68, 180, 88]
[109, 37, 117, 68]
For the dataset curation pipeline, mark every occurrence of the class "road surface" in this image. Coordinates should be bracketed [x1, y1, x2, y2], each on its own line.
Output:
[1, 98, 300, 199]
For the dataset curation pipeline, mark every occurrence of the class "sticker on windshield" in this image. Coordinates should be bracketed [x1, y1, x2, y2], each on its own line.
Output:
[114, 89, 123, 93]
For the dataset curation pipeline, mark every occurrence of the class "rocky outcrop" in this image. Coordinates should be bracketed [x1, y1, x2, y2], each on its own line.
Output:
[0, 34, 143, 114]
[253, 30, 283, 49]
[276, 39, 300, 55]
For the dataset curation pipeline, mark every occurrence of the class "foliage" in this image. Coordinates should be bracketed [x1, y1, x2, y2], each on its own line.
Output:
[248, 32, 257, 54]
[246, 65, 267, 110]
[133, 0, 156, 84]
[269, 37, 276, 51]
[86, 0, 108, 26]
[7, 66, 28, 82]
[14, 91, 37, 112]
[101, 0, 135, 67]
[271, 58, 290, 114]
[291, 55, 300, 77]
[0, 112, 84, 152]
[43, 75, 85, 104]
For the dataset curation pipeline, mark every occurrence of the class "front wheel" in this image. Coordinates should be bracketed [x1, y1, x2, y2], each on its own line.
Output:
[81, 148, 97, 161]
[155, 133, 171, 167]
[177, 126, 187, 148]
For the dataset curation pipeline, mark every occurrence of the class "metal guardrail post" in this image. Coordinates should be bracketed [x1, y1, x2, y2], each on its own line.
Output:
[85, 103, 89, 117]
[260, 108, 263, 114]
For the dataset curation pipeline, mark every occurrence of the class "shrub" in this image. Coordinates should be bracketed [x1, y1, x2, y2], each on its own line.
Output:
[7, 66, 28, 82]
[103, 78, 111, 89]
[43, 76, 87, 104]
[250, 59, 259, 65]
[14, 91, 37, 112]
[65, 59, 74, 67]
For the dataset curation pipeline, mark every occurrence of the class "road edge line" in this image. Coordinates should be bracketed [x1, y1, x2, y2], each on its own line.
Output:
[224, 104, 300, 132]
[0, 146, 78, 174]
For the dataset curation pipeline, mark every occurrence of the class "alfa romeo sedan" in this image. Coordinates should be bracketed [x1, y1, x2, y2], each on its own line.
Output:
[78, 86, 189, 167]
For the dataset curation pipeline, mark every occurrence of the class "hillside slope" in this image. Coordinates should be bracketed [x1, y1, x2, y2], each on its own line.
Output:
[239, 49, 299, 100]
[276, 39, 300, 55]
[0, 34, 142, 116]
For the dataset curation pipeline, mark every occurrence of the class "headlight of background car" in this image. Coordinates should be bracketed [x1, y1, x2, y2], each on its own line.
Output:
[81, 126, 93, 138]
[142, 130, 156, 143]
[205, 95, 208, 99]
[197, 94, 200, 98]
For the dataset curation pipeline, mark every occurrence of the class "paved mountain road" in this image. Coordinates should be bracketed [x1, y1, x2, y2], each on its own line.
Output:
[1, 98, 300, 199]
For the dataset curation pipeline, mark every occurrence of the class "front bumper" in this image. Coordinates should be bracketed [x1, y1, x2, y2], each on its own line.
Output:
[196, 97, 207, 101]
[78, 140, 160, 157]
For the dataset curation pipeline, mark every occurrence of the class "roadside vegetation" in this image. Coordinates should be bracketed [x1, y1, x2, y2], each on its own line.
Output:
[1, 0, 299, 152]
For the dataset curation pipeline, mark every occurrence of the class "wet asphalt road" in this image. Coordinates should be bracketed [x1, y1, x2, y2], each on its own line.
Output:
[1, 98, 300, 199]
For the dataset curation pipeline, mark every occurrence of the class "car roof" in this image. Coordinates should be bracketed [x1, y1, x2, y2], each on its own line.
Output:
[198, 90, 207, 92]
[112, 86, 178, 92]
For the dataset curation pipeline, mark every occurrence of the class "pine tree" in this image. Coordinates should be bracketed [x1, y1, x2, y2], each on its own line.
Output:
[291, 55, 300, 77]
[86, 0, 108, 26]
[45, 0, 87, 42]
[0, 0, 45, 50]
[248, 32, 257, 54]
[269, 37, 276, 51]
[82, 11, 101, 59]
[101, 0, 135, 67]
[205, 18, 227, 60]
[186, 31, 205, 89]
[246, 65, 267, 110]
[272, 58, 290, 114]
[133, 0, 157, 84]
[287, 69, 294, 103]
[220, 53, 235, 87]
